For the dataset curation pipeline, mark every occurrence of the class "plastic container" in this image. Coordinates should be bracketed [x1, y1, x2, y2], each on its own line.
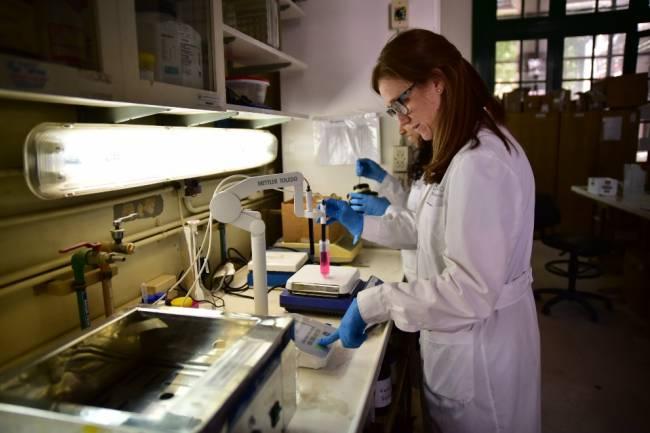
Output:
[226, 76, 270, 104]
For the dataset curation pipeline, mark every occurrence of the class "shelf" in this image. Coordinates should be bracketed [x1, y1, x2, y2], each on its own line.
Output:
[0, 53, 116, 105]
[226, 103, 307, 128]
[223, 25, 306, 73]
[279, 0, 305, 20]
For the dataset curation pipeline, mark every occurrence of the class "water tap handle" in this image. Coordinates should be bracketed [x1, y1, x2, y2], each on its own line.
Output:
[111, 213, 138, 244]
[113, 212, 139, 230]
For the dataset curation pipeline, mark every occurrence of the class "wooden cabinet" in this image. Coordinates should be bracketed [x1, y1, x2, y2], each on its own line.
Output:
[597, 110, 639, 180]
[116, 0, 225, 111]
[506, 112, 561, 198]
[507, 109, 640, 235]
[0, 0, 307, 123]
[556, 111, 602, 235]
[0, 0, 122, 103]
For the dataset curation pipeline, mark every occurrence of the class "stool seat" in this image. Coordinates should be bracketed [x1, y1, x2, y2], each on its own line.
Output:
[542, 233, 610, 257]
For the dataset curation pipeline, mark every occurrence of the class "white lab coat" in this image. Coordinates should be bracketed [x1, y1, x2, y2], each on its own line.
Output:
[375, 175, 426, 282]
[358, 128, 541, 433]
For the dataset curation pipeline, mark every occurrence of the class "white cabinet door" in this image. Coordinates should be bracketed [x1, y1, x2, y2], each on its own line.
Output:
[117, 0, 226, 111]
[0, 0, 122, 104]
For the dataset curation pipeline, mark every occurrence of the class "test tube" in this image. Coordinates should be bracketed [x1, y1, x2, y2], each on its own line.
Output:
[319, 202, 330, 276]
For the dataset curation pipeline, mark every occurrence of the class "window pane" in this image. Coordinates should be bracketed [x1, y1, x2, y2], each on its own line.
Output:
[594, 34, 609, 57]
[494, 83, 516, 97]
[611, 33, 626, 55]
[595, 33, 626, 59]
[593, 58, 608, 79]
[496, 62, 520, 82]
[638, 22, 650, 32]
[563, 58, 592, 79]
[639, 36, 650, 54]
[562, 80, 592, 97]
[496, 40, 519, 62]
[497, 0, 522, 19]
[637, 54, 650, 74]
[612, 0, 629, 10]
[522, 39, 547, 81]
[566, 0, 596, 14]
[610, 55, 623, 76]
[564, 36, 593, 58]
[524, 0, 550, 17]
[599, 0, 613, 10]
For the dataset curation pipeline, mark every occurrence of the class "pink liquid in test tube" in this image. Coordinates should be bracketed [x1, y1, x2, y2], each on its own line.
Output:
[320, 240, 330, 276]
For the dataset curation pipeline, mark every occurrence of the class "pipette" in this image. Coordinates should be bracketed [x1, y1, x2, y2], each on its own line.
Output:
[318, 202, 330, 277]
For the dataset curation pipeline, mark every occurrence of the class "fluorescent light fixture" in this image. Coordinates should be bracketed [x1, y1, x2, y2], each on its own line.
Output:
[636, 150, 648, 163]
[24, 123, 277, 199]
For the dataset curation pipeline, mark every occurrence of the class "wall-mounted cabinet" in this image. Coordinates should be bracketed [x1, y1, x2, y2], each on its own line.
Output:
[0, 0, 306, 123]
[0, 0, 122, 104]
[117, 0, 226, 111]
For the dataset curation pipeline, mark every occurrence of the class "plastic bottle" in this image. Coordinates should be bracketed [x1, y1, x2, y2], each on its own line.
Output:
[374, 355, 392, 416]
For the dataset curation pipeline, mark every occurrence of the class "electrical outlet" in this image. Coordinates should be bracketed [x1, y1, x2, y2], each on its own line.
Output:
[393, 145, 410, 172]
[390, 0, 409, 30]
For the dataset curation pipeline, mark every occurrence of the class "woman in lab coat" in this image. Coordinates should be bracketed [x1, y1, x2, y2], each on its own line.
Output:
[321, 29, 541, 433]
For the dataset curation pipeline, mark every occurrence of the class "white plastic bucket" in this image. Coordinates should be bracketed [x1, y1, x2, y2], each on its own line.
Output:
[226, 77, 270, 104]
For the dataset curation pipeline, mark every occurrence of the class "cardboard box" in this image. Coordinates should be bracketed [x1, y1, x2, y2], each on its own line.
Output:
[549, 89, 571, 112]
[524, 94, 553, 112]
[592, 73, 648, 109]
[502, 88, 529, 113]
[523, 90, 570, 112]
[281, 197, 345, 243]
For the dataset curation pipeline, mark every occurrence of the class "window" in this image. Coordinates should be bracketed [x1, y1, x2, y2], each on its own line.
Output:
[497, 0, 549, 19]
[495, 39, 548, 97]
[566, 0, 629, 15]
[637, 36, 650, 99]
[474, 1, 649, 99]
[562, 33, 625, 97]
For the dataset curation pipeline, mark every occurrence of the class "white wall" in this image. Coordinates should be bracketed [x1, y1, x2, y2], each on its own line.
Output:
[441, 0, 473, 59]
[280, 0, 441, 197]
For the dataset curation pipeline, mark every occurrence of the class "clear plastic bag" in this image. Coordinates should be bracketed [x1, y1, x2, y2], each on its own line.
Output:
[313, 112, 381, 165]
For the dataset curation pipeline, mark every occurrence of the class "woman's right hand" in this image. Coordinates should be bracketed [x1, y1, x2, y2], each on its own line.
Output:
[324, 198, 363, 244]
[356, 158, 387, 182]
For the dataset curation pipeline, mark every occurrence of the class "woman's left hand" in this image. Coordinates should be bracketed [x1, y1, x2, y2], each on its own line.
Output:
[318, 299, 368, 348]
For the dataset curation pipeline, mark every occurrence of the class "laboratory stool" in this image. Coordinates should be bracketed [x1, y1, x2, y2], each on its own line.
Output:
[533, 194, 613, 322]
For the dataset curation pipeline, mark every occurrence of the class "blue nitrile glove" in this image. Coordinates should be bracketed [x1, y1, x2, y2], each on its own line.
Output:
[349, 192, 390, 216]
[356, 158, 387, 183]
[318, 299, 368, 348]
[324, 198, 363, 244]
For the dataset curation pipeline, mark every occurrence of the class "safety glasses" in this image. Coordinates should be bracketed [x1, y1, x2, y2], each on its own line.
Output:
[386, 83, 415, 118]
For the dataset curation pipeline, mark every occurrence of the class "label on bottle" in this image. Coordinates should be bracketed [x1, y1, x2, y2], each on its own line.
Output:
[374, 377, 392, 409]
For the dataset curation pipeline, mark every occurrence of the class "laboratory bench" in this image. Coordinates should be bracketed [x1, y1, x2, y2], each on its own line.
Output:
[0, 248, 403, 433]
[571, 185, 650, 220]
[223, 247, 403, 433]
